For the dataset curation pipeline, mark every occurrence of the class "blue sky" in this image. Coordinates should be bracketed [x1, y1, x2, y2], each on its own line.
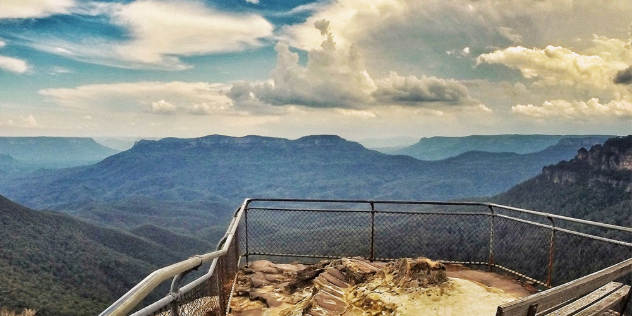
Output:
[1, 0, 632, 140]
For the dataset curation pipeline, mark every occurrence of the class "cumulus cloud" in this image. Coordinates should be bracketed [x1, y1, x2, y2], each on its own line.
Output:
[0, 0, 75, 19]
[39, 81, 236, 115]
[373, 72, 481, 105]
[0, 55, 29, 73]
[0, 40, 5, 48]
[476, 37, 632, 92]
[614, 66, 632, 85]
[512, 97, 632, 119]
[229, 20, 484, 112]
[149, 100, 177, 114]
[229, 21, 376, 108]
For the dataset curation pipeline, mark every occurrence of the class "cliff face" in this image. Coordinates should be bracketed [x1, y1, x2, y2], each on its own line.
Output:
[542, 136, 632, 190]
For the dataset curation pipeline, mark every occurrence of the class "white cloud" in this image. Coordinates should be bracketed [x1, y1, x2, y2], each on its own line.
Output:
[497, 27, 522, 44]
[149, 100, 177, 114]
[0, 55, 29, 73]
[245, 0, 259, 3]
[110, 0, 273, 69]
[21, 0, 273, 70]
[476, 37, 632, 91]
[0, 0, 75, 19]
[512, 97, 632, 119]
[337, 109, 376, 118]
[39, 81, 236, 115]
[21, 115, 39, 127]
[0, 39, 5, 48]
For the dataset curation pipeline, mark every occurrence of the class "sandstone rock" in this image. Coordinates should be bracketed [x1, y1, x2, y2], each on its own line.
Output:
[230, 257, 448, 316]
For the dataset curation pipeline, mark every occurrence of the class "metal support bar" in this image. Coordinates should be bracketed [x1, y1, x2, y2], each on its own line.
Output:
[370, 202, 375, 261]
[546, 216, 556, 287]
[488, 205, 495, 272]
[245, 206, 249, 265]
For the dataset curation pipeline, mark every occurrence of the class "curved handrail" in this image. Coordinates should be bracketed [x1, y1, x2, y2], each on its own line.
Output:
[98, 199, 250, 316]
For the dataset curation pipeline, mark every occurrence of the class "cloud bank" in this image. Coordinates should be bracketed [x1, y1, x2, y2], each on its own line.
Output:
[0, 0, 75, 19]
[229, 20, 487, 111]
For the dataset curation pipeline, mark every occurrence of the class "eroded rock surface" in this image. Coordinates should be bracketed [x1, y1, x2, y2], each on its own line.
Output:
[229, 257, 451, 316]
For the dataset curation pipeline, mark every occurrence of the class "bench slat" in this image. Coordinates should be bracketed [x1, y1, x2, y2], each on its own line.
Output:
[497, 257, 632, 316]
[543, 282, 623, 316]
[575, 285, 630, 316]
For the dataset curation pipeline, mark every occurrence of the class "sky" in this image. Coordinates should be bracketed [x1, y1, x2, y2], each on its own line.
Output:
[1, 0, 632, 141]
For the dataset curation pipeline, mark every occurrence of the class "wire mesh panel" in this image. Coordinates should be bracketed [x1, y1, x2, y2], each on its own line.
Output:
[245, 208, 371, 258]
[492, 216, 552, 285]
[552, 230, 632, 286]
[374, 212, 491, 263]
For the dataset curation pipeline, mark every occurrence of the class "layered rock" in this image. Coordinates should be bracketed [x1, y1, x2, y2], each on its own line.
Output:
[542, 135, 632, 190]
[229, 257, 448, 316]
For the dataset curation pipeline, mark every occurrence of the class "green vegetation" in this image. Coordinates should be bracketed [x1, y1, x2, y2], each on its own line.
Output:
[0, 195, 212, 316]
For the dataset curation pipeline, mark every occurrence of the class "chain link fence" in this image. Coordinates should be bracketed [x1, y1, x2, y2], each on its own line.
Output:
[109, 199, 632, 316]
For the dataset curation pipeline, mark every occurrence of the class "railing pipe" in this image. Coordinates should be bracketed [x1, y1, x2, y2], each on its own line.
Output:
[488, 203, 632, 234]
[99, 199, 250, 316]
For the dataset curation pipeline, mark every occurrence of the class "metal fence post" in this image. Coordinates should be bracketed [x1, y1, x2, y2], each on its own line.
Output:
[546, 216, 556, 287]
[244, 207, 249, 265]
[488, 205, 495, 272]
[370, 202, 375, 261]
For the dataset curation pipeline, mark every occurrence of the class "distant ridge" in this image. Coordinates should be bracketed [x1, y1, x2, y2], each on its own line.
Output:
[0, 137, 119, 168]
[394, 134, 614, 160]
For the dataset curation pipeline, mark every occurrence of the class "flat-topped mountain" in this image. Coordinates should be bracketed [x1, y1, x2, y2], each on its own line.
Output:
[0, 134, 607, 240]
[0, 194, 212, 316]
[496, 135, 632, 227]
[0, 137, 119, 168]
[394, 134, 612, 160]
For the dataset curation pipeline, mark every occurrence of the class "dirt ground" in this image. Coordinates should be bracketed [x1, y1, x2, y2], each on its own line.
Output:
[445, 264, 538, 298]
[229, 258, 541, 316]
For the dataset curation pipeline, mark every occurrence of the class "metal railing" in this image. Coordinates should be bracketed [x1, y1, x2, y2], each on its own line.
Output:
[100, 198, 632, 316]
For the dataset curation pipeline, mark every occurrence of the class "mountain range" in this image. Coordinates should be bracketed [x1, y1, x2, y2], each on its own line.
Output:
[0, 137, 119, 169]
[0, 134, 609, 239]
[393, 134, 613, 160]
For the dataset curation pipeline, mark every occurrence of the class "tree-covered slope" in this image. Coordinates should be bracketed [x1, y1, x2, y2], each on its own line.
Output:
[0, 195, 212, 316]
[496, 135, 632, 228]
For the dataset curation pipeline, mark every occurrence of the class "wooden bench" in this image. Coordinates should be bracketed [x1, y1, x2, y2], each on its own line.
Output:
[496, 258, 632, 316]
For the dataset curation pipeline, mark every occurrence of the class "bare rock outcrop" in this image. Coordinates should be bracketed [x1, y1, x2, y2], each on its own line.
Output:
[229, 257, 447, 316]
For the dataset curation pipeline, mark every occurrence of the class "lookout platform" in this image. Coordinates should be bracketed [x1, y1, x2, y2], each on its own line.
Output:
[99, 199, 632, 316]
